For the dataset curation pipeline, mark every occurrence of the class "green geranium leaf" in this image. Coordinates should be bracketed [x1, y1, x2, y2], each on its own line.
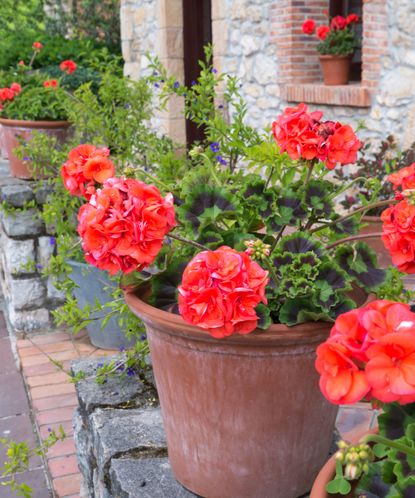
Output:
[255, 303, 271, 330]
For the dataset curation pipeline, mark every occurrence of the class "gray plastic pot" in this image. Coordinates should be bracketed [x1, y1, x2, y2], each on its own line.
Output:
[67, 260, 135, 350]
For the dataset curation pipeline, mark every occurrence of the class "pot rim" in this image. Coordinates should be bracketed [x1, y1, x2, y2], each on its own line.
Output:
[0, 117, 71, 128]
[318, 54, 352, 60]
[124, 286, 372, 347]
[362, 215, 381, 222]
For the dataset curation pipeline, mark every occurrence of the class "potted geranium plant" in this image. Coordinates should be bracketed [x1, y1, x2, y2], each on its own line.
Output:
[335, 136, 415, 268]
[302, 13, 360, 85]
[0, 42, 75, 179]
[58, 76, 411, 496]
[311, 298, 415, 497]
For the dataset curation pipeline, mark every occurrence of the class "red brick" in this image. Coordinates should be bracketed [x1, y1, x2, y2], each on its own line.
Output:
[30, 382, 75, 400]
[19, 342, 76, 358]
[39, 420, 74, 439]
[52, 473, 81, 496]
[27, 371, 70, 387]
[21, 350, 80, 368]
[36, 406, 76, 425]
[33, 393, 78, 412]
[48, 455, 79, 478]
[22, 359, 73, 377]
[46, 438, 76, 458]
[17, 332, 71, 349]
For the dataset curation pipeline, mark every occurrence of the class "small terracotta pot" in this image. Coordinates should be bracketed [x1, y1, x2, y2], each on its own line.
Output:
[124, 286, 369, 498]
[310, 428, 378, 498]
[0, 118, 71, 179]
[360, 215, 392, 268]
[319, 55, 351, 86]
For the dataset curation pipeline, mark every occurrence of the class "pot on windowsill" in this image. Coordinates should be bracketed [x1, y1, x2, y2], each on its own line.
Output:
[123, 285, 369, 498]
[0, 117, 71, 179]
[68, 260, 135, 350]
[319, 55, 351, 86]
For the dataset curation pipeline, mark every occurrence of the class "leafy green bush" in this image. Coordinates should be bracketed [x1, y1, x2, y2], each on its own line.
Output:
[3, 86, 70, 121]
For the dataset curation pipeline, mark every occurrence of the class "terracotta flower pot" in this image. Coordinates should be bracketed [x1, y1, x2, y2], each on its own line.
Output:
[0, 125, 8, 159]
[124, 286, 369, 498]
[0, 118, 71, 179]
[360, 215, 392, 268]
[319, 55, 351, 86]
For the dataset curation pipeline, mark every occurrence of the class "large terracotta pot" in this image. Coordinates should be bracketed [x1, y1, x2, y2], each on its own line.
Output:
[360, 215, 392, 268]
[0, 118, 70, 179]
[124, 286, 368, 498]
[319, 55, 351, 85]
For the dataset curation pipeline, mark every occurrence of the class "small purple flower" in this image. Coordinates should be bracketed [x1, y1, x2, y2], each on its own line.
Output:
[47, 427, 52, 433]
[119, 346, 125, 352]
[127, 368, 135, 377]
[182, 92, 187, 97]
[160, 79, 165, 83]
[124, 103, 131, 109]
[23, 156, 29, 161]
[49, 237, 56, 246]
[211, 68, 217, 74]
[97, 362, 104, 368]
[36, 264, 43, 270]
[191, 80, 196, 86]
[218, 104, 224, 109]
[216, 155, 227, 166]
[152, 71, 158, 76]
[173, 81, 180, 89]
[154, 83, 159, 88]
[140, 334, 147, 341]
[210, 142, 220, 153]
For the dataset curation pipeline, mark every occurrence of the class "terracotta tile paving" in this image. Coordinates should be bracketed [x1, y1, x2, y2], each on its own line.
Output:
[15, 328, 119, 497]
[10, 325, 376, 497]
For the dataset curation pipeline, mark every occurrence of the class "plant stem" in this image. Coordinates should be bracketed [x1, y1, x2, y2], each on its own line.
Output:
[201, 153, 221, 186]
[169, 232, 209, 251]
[263, 258, 279, 286]
[138, 169, 172, 191]
[361, 434, 415, 458]
[270, 225, 286, 253]
[309, 199, 393, 234]
[326, 176, 367, 201]
[325, 232, 383, 250]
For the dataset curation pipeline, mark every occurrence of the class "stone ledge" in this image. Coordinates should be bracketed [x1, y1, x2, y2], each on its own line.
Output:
[283, 83, 372, 108]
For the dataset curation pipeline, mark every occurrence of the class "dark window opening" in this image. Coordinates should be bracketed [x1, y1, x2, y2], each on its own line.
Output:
[329, 0, 363, 82]
[182, 0, 212, 147]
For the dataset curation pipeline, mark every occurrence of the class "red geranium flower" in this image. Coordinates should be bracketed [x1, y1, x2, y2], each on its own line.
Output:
[346, 13, 359, 25]
[43, 80, 58, 89]
[331, 15, 347, 30]
[77, 177, 176, 275]
[316, 300, 415, 405]
[302, 19, 316, 35]
[387, 163, 415, 193]
[366, 332, 415, 404]
[32, 41, 43, 51]
[316, 341, 370, 404]
[0, 88, 16, 102]
[324, 124, 361, 170]
[178, 246, 269, 338]
[382, 199, 415, 273]
[61, 144, 115, 198]
[60, 60, 77, 74]
[316, 25, 330, 40]
[10, 83, 21, 95]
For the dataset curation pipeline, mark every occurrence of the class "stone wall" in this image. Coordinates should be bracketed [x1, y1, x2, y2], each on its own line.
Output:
[120, 0, 415, 149]
[72, 357, 197, 498]
[0, 162, 64, 333]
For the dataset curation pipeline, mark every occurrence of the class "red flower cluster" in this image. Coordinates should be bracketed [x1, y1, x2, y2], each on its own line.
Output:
[381, 199, 415, 273]
[302, 13, 358, 41]
[60, 60, 77, 74]
[32, 41, 43, 51]
[0, 82, 22, 109]
[61, 144, 115, 198]
[316, 300, 415, 405]
[43, 79, 58, 89]
[272, 103, 361, 169]
[77, 177, 176, 275]
[178, 246, 269, 338]
[387, 163, 415, 196]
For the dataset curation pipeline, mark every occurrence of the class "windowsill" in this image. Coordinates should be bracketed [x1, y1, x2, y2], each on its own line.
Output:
[283, 83, 371, 108]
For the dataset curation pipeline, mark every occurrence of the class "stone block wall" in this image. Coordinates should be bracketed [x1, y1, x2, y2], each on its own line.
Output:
[72, 357, 197, 498]
[0, 163, 64, 334]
